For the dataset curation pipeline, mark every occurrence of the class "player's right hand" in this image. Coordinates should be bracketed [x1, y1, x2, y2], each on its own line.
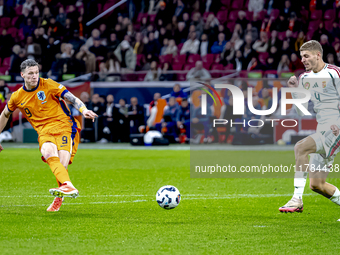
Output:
[0, 143, 3, 152]
[287, 76, 298, 88]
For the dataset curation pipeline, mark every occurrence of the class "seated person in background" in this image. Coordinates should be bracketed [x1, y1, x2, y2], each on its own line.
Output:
[180, 31, 200, 55]
[176, 98, 190, 138]
[186, 61, 212, 80]
[258, 88, 273, 110]
[117, 98, 130, 142]
[89, 38, 108, 62]
[144, 61, 161, 81]
[114, 40, 136, 72]
[102, 94, 118, 142]
[128, 97, 145, 134]
[149, 92, 161, 110]
[211, 33, 227, 54]
[155, 97, 179, 139]
[163, 39, 178, 56]
[159, 62, 174, 81]
[170, 83, 187, 98]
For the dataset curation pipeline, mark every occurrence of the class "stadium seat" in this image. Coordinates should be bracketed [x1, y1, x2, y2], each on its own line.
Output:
[184, 64, 194, 70]
[202, 54, 215, 66]
[308, 20, 320, 32]
[258, 52, 269, 65]
[203, 12, 213, 22]
[325, 20, 334, 31]
[11, 17, 18, 27]
[159, 54, 172, 64]
[324, 10, 335, 20]
[1, 17, 11, 28]
[231, 0, 244, 9]
[176, 72, 188, 81]
[224, 63, 234, 70]
[177, 43, 184, 53]
[300, 9, 309, 22]
[210, 64, 224, 78]
[65, 5, 75, 13]
[216, 10, 228, 24]
[221, 0, 231, 7]
[2, 57, 11, 68]
[7, 27, 18, 38]
[172, 64, 184, 70]
[137, 73, 146, 81]
[245, 11, 253, 22]
[148, 14, 156, 24]
[228, 10, 239, 22]
[270, 9, 280, 20]
[306, 30, 314, 41]
[15, 5, 22, 16]
[136, 13, 148, 23]
[97, 3, 102, 13]
[277, 32, 286, 41]
[310, 10, 322, 20]
[203, 62, 211, 70]
[187, 54, 201, 64]
[172, 54, 186, 65]
[136, 54, 145, 67]
[226, 22, 236, 32]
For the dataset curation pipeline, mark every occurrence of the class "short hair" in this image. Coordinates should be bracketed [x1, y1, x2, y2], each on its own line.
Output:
[299, 40, 323, 56]
[20, 59, 39, 72]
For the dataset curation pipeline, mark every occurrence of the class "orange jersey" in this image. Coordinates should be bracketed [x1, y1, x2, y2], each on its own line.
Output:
[7, 78, 80, 135]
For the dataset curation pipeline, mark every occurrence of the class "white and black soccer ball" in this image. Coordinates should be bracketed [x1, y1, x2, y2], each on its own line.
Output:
[156, 185, 181, 209]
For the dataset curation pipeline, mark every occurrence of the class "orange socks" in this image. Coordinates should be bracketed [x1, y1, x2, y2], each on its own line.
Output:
[46, 157, 71, 184]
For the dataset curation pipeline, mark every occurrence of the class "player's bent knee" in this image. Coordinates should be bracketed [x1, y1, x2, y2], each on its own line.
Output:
[41, 142, 58, 160]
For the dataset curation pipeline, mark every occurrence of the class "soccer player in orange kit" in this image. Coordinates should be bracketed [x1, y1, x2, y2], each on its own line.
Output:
[0, 59, 98, 212]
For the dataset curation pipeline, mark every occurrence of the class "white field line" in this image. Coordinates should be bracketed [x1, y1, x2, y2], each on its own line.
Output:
[0, 193, 316, 208]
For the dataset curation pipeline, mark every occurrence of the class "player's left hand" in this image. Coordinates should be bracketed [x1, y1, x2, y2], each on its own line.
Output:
[330, 124, 340, 136]
[0, 143, 3, 152]
[83, 109, 98, 122]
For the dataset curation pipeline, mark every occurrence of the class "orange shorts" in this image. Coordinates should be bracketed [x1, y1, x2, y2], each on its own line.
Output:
[39, 123, 80, 164]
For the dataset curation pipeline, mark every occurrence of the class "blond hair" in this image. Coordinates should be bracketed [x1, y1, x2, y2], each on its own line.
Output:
[300, 40, 323, 56]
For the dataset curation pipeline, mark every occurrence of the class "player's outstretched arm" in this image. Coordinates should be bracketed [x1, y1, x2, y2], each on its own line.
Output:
[0, 106, 12, 152]
[63, 91, 98, 122]
[287, 76, 298, 88]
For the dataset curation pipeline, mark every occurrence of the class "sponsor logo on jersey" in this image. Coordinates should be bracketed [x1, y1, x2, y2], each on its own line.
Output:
[304, 82, 310, 89]
[37, 91, 46, 101]
[313, 83, 318, 88]
[58, 84, 64, 89]
[322, 81, 327, 88]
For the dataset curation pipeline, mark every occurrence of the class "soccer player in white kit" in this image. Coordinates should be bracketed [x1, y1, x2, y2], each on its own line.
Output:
[279, 40, 340, 214]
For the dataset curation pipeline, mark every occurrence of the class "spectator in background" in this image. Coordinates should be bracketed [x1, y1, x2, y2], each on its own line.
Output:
[160, 38, 169, 56]
[289, 53, 304, 71]
[144, 32, 161, 57]
[69, 30, 86, 52]
[107, 33, 120, 53]
[280, 0, 294, 19]
[240, 34, 255, 69]
[155, 1, 172, 26]
[220, 41, 235, 67]
[103, 94, 118, 143]
[149, 92, 161, 110]
[330, 22, 340, 42]
[281, 40, 293, 56]
[144, 61, 161, 81]
[203, 13, 220, 37]
[211, 33, 227, 54]
[80, 91, 90, 107]
[0, 29, 15, 59]
[266, 56, 278, 70]
[277, 54, 291, 73]
[174, 22, 188, 45]
[132, 32, 144, 55]
[320, 34, 336, 62]
[33, 28, 48, 53]
[198, 33, 210, 57]
[159, 62, 174, 81]
[294, 31, 305, 53]
[88, 93, 105, 141]
[46, 16, 63, 38]
[334, 42, 340, 63]
[56, 6, 67, 27]
[86, 29, 101, 48]
[174, 0, 185, 17]
[114, 40, 136, 72]
[117, 98, 130, 142]
[232, 50, 244, 71]
[180, 31, 199, 55]
[25, 36, 42, 62]
[248, 0, 264, 19]
[89, 38, 108, 62]
[163, 39, 178, 56]
[9, 45, 23, 75]
[268, 30, 281, 52]
[312, 23, 329, 41]
[60, 43, 73, 59]
[326, 53, 338, 66]
[0, 79, 10, 102]
[157, 27, 170, 44]
[171, 83, 187, 98]
[76, 45, 97, 73]
[230, 32, 244, 51]
[182, 12, 191, 29]
[156, 96, 179, 138]
[236, 11, 248, 32]
[258, 88, 273, 110]
[190, 12, 204, 38]
[114, 23, 125, 42]
[244, 23, 259, 42]
[186, 61, 211, 80]
[252, 31, 268, 53]
[176, 98, 190, 138]
[128, 97, 145, 134]
[22, 17, 36, 37]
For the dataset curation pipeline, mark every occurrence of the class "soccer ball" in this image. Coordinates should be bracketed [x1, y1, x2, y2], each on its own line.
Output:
[156, 185, 181, 209]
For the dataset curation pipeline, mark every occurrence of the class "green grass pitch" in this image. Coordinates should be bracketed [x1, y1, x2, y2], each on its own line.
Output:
[1, 148, 340, 254]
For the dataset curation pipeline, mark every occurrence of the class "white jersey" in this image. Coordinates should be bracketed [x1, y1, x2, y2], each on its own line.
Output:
[293, 63, 340, 129]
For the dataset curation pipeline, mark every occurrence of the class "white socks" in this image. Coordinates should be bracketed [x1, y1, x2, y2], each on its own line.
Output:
[292, 172, 308, 200]
[330, 187, 340, 206]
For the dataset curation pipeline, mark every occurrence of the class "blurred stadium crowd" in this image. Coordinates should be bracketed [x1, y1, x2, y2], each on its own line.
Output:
[0, 0, 330, 144]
